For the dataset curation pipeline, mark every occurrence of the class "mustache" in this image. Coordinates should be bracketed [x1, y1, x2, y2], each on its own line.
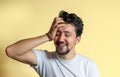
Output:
[55, 41, 68, 46]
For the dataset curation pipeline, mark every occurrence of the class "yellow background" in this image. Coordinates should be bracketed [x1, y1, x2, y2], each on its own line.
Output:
[0, 0, 120, 77]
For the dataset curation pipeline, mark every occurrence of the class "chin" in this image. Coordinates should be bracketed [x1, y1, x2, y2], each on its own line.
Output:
[56, 49, 70, 55]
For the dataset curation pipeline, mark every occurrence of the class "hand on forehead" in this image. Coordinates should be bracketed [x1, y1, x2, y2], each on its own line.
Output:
[54, 17, 65, 25]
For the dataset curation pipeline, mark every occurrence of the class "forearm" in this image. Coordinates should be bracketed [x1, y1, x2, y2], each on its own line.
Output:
[6, 34, 49, 57]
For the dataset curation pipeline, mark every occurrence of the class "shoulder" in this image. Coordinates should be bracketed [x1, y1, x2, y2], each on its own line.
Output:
[76, 54, 100, 77]
[76, 54, 97, 67]
[33, 49, 47, 55]
[77, 54, 99, 73]
[32, 49, 56, 59]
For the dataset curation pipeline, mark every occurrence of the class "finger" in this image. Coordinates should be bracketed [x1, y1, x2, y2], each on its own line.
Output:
[53, 17, 64, 25]
[55, 17, 64, 23]
[50, 17, 64, 33]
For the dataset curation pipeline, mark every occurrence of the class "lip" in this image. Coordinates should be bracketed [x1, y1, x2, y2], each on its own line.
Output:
[55, 41, 68, 49]
[57, 45, 65, 49]
[56, 44, 67, 49]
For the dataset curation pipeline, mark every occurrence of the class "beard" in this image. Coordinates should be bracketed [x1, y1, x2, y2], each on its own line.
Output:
[56, 47, 70, 55]
[55, 41, 70, 55]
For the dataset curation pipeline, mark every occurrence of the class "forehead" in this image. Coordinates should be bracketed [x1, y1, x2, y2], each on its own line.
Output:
[57, 23, 75, 32]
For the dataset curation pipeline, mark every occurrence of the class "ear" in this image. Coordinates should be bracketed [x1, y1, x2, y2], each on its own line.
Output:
[76, 36, 81, 44]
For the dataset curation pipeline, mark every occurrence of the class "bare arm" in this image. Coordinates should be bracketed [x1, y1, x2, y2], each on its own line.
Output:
[5, 35, 49, 65]
[5, 17, 64, 65]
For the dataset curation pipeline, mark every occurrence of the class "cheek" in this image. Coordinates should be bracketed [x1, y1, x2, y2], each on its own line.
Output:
[68, 38, 76, 45]
[53, 37, 59, 45]
[54, 37, 58, 41]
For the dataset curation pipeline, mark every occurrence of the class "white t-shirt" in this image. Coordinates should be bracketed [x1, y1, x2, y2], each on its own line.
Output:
[32, 49, 100, 77]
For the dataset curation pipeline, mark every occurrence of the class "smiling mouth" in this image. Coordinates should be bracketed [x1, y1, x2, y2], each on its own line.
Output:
[56, 41, 67, 48]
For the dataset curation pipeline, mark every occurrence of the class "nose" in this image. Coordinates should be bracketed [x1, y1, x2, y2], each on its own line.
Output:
[58, 34, 65, 41]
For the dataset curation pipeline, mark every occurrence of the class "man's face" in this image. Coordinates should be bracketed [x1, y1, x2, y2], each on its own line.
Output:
[54, 23, 80, 55]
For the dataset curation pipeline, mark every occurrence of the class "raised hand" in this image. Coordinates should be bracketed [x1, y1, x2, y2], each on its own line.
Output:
[47, 17, 65, 41]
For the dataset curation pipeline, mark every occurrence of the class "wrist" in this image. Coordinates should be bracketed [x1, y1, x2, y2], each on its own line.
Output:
[46, 33, 53, 41]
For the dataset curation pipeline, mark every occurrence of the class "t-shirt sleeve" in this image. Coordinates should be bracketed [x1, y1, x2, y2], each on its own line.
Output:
[31, 49, 47, 75]
[87, 60, 100, 77]
[91, 63, 100, 77]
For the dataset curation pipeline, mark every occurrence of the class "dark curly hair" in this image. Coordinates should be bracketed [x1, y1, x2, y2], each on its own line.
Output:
[59, 10, 84, 37]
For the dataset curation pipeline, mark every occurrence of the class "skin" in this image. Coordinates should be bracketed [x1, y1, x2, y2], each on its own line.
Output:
[5, 17, 81, 66]
[54, 23, 80, 59]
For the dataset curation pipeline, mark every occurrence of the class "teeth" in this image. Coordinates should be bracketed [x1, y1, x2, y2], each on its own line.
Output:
[59, 43, 66, 46]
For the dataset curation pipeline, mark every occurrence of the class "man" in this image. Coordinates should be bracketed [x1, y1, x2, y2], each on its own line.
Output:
[6, 10, 100, 77]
